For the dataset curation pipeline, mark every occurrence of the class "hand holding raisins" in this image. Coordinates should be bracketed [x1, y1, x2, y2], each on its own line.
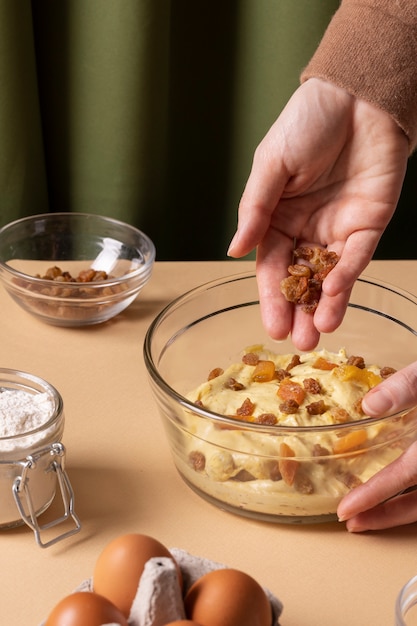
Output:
[228, 78, 408, 351]
[337, 363, 417, 531]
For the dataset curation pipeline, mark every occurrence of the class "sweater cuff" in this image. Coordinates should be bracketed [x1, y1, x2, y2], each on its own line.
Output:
[301, 0, 417, 152]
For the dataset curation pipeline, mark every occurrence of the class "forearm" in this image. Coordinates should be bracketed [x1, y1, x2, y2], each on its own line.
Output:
[301, 0, 417, 152]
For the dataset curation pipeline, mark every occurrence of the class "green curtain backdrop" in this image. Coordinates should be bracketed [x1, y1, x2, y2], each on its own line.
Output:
[0, 0, 415, 260]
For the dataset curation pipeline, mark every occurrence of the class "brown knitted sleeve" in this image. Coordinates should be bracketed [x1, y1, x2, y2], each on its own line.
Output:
[301, 0, 417, 152]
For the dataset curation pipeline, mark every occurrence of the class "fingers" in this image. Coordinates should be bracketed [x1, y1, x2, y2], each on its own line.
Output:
[255, 236, 294, 341]
[322, 230, 379, 298]
[228, 125, 289, 260]
[362, 363, 417, 416]
[313, 288, 351, 334]
[338, 442, 417, 531]
[344, 490, 417, 532]
[289, 309, 321, 352]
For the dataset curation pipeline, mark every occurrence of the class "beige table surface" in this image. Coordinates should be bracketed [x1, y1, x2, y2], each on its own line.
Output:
[1, 259, 417, 626]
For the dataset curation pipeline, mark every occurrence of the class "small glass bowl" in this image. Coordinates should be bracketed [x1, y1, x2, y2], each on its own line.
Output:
[0, 212, 155, 326]
[144, 272, 417, 524]
[395, 575, 417, 625]
[0, 368, 80, 546]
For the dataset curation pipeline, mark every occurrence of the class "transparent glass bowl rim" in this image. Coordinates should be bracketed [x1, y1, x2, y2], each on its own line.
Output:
[0, 211, 156, 287]
[395, 574, 417, 625]
[143, 271, 417, 435]
[0, 368, 63, 442]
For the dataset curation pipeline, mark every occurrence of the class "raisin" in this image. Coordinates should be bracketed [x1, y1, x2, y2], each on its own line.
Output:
[286, 354, 301, 371]
[280, 246, 339, 314]
[306, 399, 327, 415]
[78, 269, 98, 282]
[280, 275, 309, 302]
[380, 366, 397, 378]
[287, 264, 311, 278]
[224, 378, 245, 391]
[312, 443, 330, 457]
[208, 367, 224, 381]
[294, 246, 314, 261]
[336, 471, 363, 489]
[303, 377, 322, 394]
[330, 407, 350, 423]
[294, 474, 314, 494]
[275, 369, 291, 381]
[189, 451, 206, 471]
[255, 413, 278, 425]
[279, 399, 299, 414]
[242, 352, 259, 366]
[346, 355, 366, 369]
[233, 469, 256, 482]
[236, 397, 255, 416]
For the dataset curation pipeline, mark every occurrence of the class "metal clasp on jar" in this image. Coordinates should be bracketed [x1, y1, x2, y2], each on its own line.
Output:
[12, 442, 81, 548]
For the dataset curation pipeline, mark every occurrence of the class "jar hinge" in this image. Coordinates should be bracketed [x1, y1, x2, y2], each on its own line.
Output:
[12, 442, 81, 548]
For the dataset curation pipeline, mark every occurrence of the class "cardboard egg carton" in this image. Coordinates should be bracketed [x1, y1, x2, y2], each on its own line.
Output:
[41, 548, 283, 626]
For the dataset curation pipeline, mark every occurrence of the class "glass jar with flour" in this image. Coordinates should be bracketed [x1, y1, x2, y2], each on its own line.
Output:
[0, 368, 81, 547]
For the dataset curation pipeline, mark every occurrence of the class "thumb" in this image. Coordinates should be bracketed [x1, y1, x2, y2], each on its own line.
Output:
[362, 362, 417, 416]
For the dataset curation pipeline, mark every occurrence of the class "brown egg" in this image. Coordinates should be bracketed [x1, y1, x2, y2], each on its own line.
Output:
[44, 591, 128, 626]
[93, 533, 182, 618]
[184, 568, 272, 626]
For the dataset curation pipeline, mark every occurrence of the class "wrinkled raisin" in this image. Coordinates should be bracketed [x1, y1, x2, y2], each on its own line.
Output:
[242, 352, 260, 366]
[306, 399, 327, 415]
[275, 369, 291, 381]
[312, 443, 330, 457]
[303, 377, 322, 394]
[236, 397, 255, 416]
[330, 407, 350, 423]
[380, 366, 397, 378]
[336, 471, 363, 489]
[224, 377, 245, 391]
[189, 451, 206, 471]
[286, 354, 301, 371]
[208, 367, 224, 381]
[255, 413, 278, 425]
[287, 264, 311, 277]
[347, 355, 365, 369]
[280, 246, 339, 313]
[279, 399, 299, 414]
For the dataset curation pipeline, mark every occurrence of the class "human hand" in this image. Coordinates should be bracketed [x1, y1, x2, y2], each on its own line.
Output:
[228, 78, 408, 350]
[338, 363, 417, 531]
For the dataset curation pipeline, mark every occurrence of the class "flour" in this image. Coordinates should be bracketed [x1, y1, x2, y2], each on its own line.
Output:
[0, 389, 53, 438]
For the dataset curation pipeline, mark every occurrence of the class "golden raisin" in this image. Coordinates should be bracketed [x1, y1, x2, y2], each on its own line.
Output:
[306, 400, 327, 415]
[224, 377, 245, 391]
[236, 398, 255, 417]
[380, 366, 397, 378]
[208, 367, 224, 381]
[255, 413, 278, 425]
[242, 352, 260, 366]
